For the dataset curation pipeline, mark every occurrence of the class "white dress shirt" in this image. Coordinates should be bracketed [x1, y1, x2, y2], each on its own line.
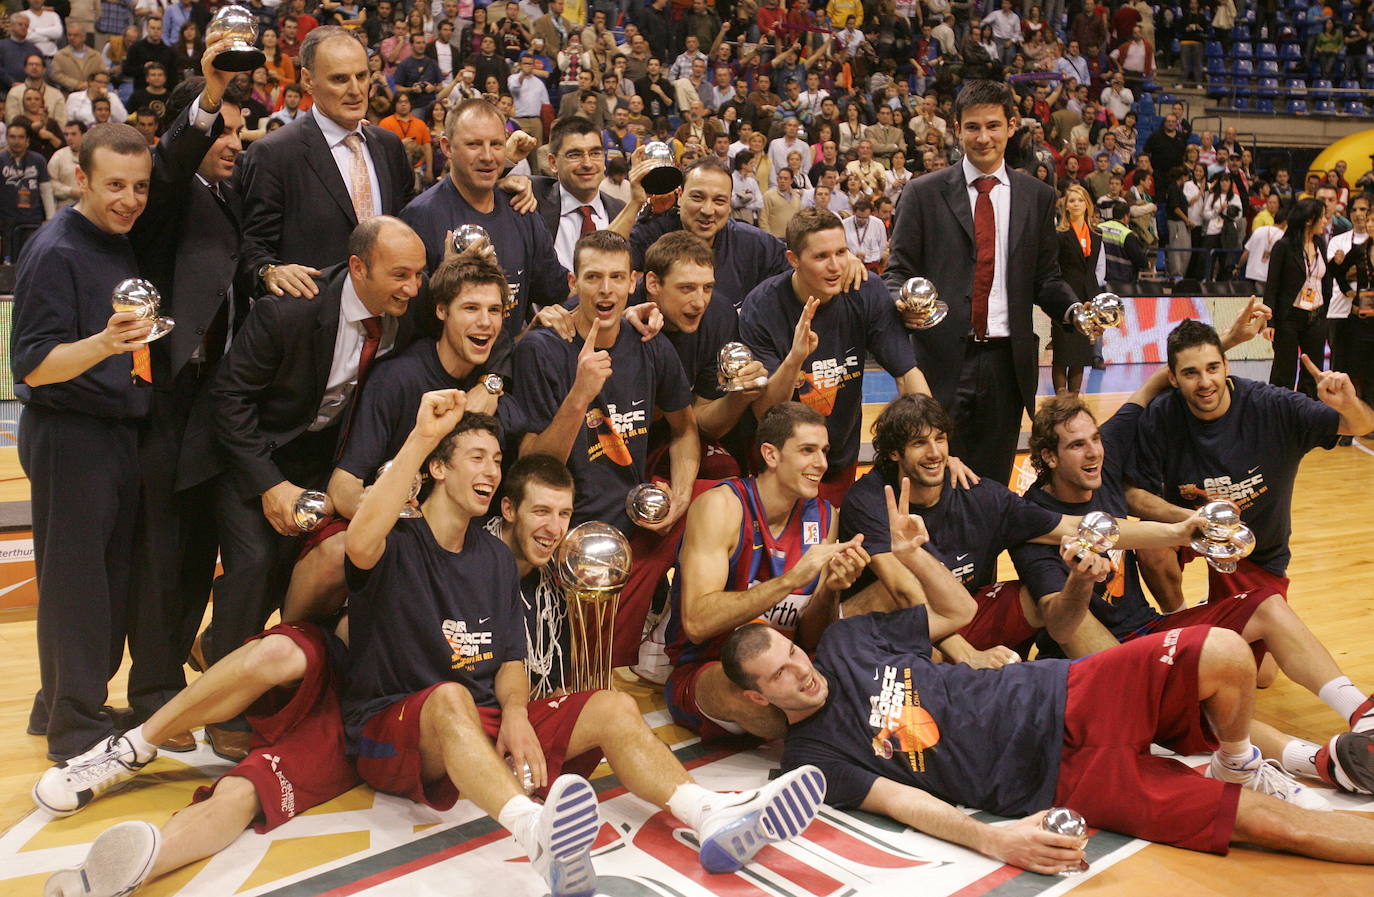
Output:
[313, 276, 399, 431]
[66, 90, 129, 125]
[843, 213, 887, 263]
[1325, 229, 1368, 318]
[555, 186, 609, 273]
[314, 106, 384, 223]
[961, 154, 1011, 338]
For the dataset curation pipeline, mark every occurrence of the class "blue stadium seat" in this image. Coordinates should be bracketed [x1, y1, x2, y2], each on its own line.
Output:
[1205, 40, 1224, 58]
[1259, 59, 1280, 75]
[1365, 59, 1374, 84]
[1286, 78, 1308, 95]
[1207, 57, 1227, 76]
[1231, 95, 1250, 111]
[1206, 76, 1229, 98]
[1235, 59, 1255, 77]
[1343, 100, 1369, 115]
[1315, 99, 1337, 114]
[1232, 25, 1252, 41]
[1256, 97, 1276, 113]
[1233, 80, 1252, 97]
[1287, 98, 1309, 114]
[1276, 10, 1292, 26]
[1257, 77, 1280, 97]
[1258, 42, 1278, 60]
[1340, 79, 1361, 91]
[1233, 42, 1253, 60]
[1280, 43, 1302, 62]
[1311, 78, 1333, 98]
[1241, 7, 1256, 23]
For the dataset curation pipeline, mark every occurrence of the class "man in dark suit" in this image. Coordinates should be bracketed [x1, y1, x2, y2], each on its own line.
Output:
[204, 216, 424, 724]
[534, 116, 629, 272]
[885, 80, 1079, 484]
[235, 26, 414, 300]
[124, 49, 250, 756]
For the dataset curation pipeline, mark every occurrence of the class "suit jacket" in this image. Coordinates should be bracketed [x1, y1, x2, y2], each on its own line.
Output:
[884, 164, 1078, 415]
[532, 176, 627, 242]
[1263, 233, 1332, 317]
[233, 111, 415, 284]
[1055, 227, 1103, 303]
[207, 264, 417, 500]
[556, 91, 605, 130]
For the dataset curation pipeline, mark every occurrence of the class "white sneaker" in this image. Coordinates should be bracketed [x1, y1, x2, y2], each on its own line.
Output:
[1207, 747, 1331, 811]
[528, 775, 600, 897]
[697, 765, 827, 874]
[44, 820, 160, 897]
[33, 734, 155, 817]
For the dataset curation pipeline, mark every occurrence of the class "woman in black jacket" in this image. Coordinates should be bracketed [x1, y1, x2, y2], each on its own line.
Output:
[1051, 184, 1104, 395]
[1265, 198, 1331, 397]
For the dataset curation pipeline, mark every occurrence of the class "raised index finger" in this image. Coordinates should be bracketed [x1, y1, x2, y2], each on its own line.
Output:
[1300, 353, 1325, 380]
[579, 317, 602, 357]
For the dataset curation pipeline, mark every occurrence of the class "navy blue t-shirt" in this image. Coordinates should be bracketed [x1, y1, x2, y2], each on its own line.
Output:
[342, 517, 526, 749]
[512, 323, 693, 531]
[741, 271, 917, 472]
[630, 215, 789, 308]
[1128, 377, 1340, 576]
[840, 466, 1061, 590]
[662, 291, 740, 403]
[781, 606, 1069, 815]
[1012, 403, 1159, 641]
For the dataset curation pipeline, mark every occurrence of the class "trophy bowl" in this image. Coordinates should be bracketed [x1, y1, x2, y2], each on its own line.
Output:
[556, 521, 633, 593]
[716, 341, 766, 392]
[293, 490, 330, 533]
[206, 6, 265, 72]
[1069, 292, 1126, 337]
[112, 278, 175, 343]
[626, 483, 672, 527]
[1198, 499, 1243, 541]
[376, 460, 424, 518]
[896, 277, 948, 329]
[641, 141, 684, 195]
[1075, 511, 1120, 555]
[1042, 806, 1090, 874]
[451, 223, 491, 255]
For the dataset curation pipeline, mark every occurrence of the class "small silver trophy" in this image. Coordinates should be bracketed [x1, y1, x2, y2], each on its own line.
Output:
[625, 482, 672, 527]
[293, 490, 330, 533]
[1189, 499, 1256, 574]
[111, 278, 175, 343]
[895, 277, 948, 329]
[1070, 511, 1119, 561]
[556, 522, 633, 691]
[1041, 806, 1090, 874]
[206, 6, 265, 72]
[376, 460, 423, 518]
[450, 223, 491, 255]
[717, 342, 767, 392]
[507, 757, 535, 795]
[641, 141, 684, 195]
[1069, 291, 1126, 338]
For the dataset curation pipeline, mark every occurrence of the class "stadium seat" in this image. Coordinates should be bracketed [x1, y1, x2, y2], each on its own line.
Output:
[1255, 97, 1276, 113]
[1258, 42, 1278, 60]
[1157, 92, 1177, 106]
[1365, 59, 1374, 84]
[1286, 78, 1308, 95]
[1205, 76, 1229, 98]
[1315, 99, 1337, 114]
[1205, 40, 1224, 58]
[1233, 42, 1253, 60]
[1235, 59, 1254, 77]
[1287, 98, 1309, 114]
[1257, 77, 1280, 98]
[1259, 59, 1280, 76]
[1311, 79, 1333, 99]
[1232, 25, 1252, 41]
[1280, 43, 1302, 63]
[1231, 95, 1250, 111]
[1207, 57, 1227, 76]
[1340, 79, 1361, 91]
[1343, 100, 1369, 115]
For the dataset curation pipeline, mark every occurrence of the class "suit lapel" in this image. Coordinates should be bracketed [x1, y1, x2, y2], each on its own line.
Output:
[1007, 171, 1030, 256]
[365, 125, 397, 215]
[302, 115, 360, 225]
[313, 268, 347, 401]
[542, 181, 563, 238]
[941, 165, 974, 243]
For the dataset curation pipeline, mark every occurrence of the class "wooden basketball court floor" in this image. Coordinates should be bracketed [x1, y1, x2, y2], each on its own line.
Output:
[0, 373, 1372, 895]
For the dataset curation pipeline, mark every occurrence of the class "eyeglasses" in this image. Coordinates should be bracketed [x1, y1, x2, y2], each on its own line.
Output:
[561, 150, 605, 163]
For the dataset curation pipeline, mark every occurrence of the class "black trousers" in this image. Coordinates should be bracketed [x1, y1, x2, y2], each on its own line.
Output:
[1268, 305, 1327, 398]
[126, 365, 222, 720]
[19, 406, 140, 760]
[947, 339, 1024, 485]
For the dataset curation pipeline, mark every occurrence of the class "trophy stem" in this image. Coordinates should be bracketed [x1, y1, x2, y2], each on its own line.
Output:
[568, 588, 621, 692]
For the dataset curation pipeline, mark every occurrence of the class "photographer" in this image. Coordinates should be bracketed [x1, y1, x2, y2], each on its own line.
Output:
[1200, 172, 1245, 280]
[394, 32, 442, 115]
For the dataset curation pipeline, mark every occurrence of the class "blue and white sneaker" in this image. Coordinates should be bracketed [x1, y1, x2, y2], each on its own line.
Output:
[529, 775, 600, 897]
[1207, 746, 1330, 811]
[697, 765, 827, 874]
[44, 820, 160, 897]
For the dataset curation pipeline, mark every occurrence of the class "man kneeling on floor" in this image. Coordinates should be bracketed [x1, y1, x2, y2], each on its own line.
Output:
[341, 390, 825, 896]
[721, 478, 1374, 873]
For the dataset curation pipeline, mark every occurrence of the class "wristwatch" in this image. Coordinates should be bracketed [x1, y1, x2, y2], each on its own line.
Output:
[480, 373, 505, 396]
[257, 263, 278, 284]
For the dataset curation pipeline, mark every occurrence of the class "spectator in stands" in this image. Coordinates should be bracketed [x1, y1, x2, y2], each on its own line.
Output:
[1317, 182, 1353, 238]
[1344, 20, 1369, 81]
[1239, 199, 1286, 293]
[1165, 164, 1195, 279]
[1266, 197, 1331, 397]
[21, 88, 66, 160]
[396, 32, 443, 115]
[129, 62, 172, 125]
[6, 52, 64, 125]
[1144, 111, 1187, 181]
[0, 119, 53, 259]
[124, 15, 179, 92]
[52, 22, 105, 94]
[842, 195, 887, 271]
[0, 17, 41, 94]
[16, 0, 63, 59]
[1110, 23, 1154, 91]
[1314, 19, 1344, 78]
[732, 150, 764, 225]
[47, 120, 80, 209]
[1201, 172, 1246, 280]
[985, 0, 1023, 64]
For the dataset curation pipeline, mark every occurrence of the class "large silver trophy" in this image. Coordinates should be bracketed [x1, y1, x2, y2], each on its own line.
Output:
[895, 277, 948, 329]
[206, 6, 265, 72]
[1068, 511, 1119, 562]
[1042, 807, 1090, 874]
[640, 141, 684, 195]
[1189, 499, 1256, 574]
[376, 460, 423, 518]
[1068, 291, 1125, 338]
[556, 522, 633, 691]
[112, 278, 175, 343]
[626, 483, 671, 527]
[293, 490, 330, 532]
[717, 342, 768, 392]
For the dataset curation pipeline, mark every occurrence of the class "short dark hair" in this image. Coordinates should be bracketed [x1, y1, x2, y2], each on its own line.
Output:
[953, 79, 1016, 125]
[165, 76, 247, 124]
[301, 24, 363, 71]
[1165, 319, 1224, 370]
[284, 83, 303, 96]
[572, 229, 631, 274]
[6, 118, 31, 140]
[684, 153, 732, 186]
[785, 206, 844, 254]
[77, 122, 150, 173]
[425, 255, 512, 334]
[503, 453, 575, 507]
[643, 231, 713, 282]
[732, 149, 755, 172]
[755, 401, 826, 453]
[720, 623, 776, 691]
[871, 394, 954, 470]
[548, 115, 600, 155]
[426, 412, 502, 470]
[1028, 394, 1096, 482]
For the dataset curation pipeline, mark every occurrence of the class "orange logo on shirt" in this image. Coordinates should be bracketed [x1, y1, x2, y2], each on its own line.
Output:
[585, 407, 634, 467]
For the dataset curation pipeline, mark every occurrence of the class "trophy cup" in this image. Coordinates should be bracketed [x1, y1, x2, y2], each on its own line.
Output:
[293, 490, 330, 533]
[376, 460, 423, 518]
[450, 224, 491, 255]
[717, 342, 768, 392]
[1068, 292, 1126, 338]
[1188, 499, 1256, 574]
[626, 483, 672, 527]
[895, 277, 948, 329]
[206, 6, 265, 72]
[112, 278, 175, 343]
[1068, 511, 1119, 562]
[1042, 807, 1090, 874]
[507, 757, 535, 795]
[640, 141, 684, 195]
[556, 522, 633, 691]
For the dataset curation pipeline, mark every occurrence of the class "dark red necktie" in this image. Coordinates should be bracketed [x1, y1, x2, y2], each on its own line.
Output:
[971, 175, 998, 339]
[339, 316, 383, 454]
[578, 204, 596, 235]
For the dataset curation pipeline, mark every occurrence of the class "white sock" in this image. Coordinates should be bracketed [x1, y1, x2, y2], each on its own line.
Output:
[1318, 677, 1367, 724]
[1280, 738, 1321, 779]
[1216, 739, 1255, 768]
[666, 782, 717, 833]
[123, 725, 156, 763]
[497, 794, 542, 858]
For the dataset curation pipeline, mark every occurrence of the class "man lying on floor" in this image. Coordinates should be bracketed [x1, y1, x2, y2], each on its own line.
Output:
[720, 478, 1374, 874]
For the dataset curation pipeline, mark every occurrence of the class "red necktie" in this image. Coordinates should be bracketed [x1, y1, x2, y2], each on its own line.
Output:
[971, 175, 998, 340]
[339, 316, 383, 454]
[578, 204, 597, 235]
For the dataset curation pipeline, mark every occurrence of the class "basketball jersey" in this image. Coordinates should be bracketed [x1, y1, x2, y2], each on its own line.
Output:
[666, 476, 833, 667]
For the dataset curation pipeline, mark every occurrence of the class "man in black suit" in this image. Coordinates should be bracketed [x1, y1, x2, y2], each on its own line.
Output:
[204, 216, 424, 720]
[124, 47, 249, 756]
[885, 80, 1079, 484]
[534, 116, 631, 272]
[235, 26, 414, 300]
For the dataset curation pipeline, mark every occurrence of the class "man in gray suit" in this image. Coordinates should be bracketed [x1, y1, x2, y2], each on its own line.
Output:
[885, 80, 1079, 484]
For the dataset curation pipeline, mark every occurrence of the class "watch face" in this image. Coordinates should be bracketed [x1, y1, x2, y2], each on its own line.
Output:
[481, 373, 505, 395]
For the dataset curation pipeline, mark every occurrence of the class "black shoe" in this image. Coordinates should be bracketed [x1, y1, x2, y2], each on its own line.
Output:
[1338, 435, 1354, 446]
[103, 705, 138, 730]
[1091, 358, 1106, 370]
